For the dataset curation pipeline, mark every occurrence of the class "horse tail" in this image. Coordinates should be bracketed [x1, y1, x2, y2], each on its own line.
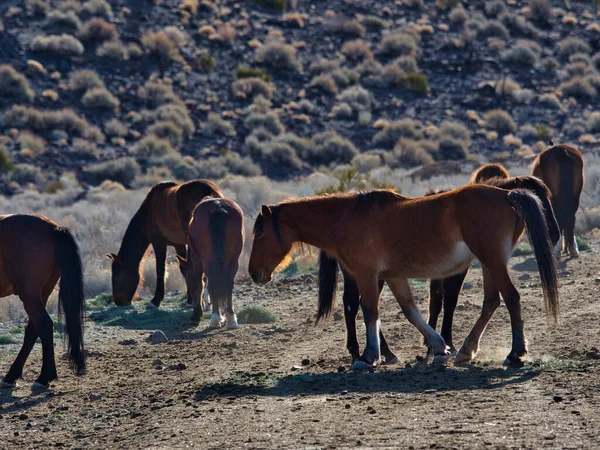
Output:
[207, 208, 229, 311]
[53, 227, 86, 376]
[558, 149, 577, 236]
[316, 250, 339, 323]
[507, 190, 559, 321]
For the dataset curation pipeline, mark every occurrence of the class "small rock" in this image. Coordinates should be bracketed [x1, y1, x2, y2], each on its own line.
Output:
[339, 390, 348, 395]
[558, 270, 571, 277]
[150, 330, 168, 344]
[415, 355, 425, 362]
[25, 422, 34, 429]
[152, 358, 163, 366]
[333, 311, 343, 321]
[43, 426, 50, 432]
[291, 365, 302, 371]
[18, 414, 28, 421]
[345, 404, 351, 409]
[585, 351, 600, 360]
[167, 363, 187, 371]
[177, 363, 187, 370]
[518, 274, 531, 281]
[118, 339, 137, 346]
[367, 406, 376, 414]
[337, 366, 346, 373]
[462, 282, 473, 290]
[595, 277, 600, 283]
[301, 358, 310, 366]
[89, 393, 102, 402]
[553, 395, 563, 402]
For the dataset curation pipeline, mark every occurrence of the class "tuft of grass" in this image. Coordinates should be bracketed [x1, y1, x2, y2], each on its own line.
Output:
[397, 73, 430, 95]
[31, 34, 84, 58]
[81, 87, 119, 110]
[237, 306, 277, 324]
[513, 245, 533, 256]
[575, 236, 591, 252]
[78, 18, 118, 43]
[255, 42, 302, 72]
[0, 65, 35, 103]
[250, 0, 287, 11]
[236, 66, 271, 82]
[0, 333, 20, 345]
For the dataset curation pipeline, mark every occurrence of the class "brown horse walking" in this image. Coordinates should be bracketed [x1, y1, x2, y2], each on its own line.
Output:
[177, 198, 244, 329]
[319, 165, 560, 362]
[107, 180, 223, 308]
[249, 186, 559, 370]
[532, 144, 584, 258]
[0, 214, 85, 389]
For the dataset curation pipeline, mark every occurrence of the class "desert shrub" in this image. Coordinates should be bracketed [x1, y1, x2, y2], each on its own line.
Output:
[449, 7, 468, 26]
[330, 67, 360, 88]
[0, 65, 35, 102]
[212, 24, 237, 45]
[483, 109, 517, 133]
[82, 87, 119, 110]
[142, 30, 184, 77]
[309, 74, 338, 95]
[133, 134, 176, 161]
[558, 37, 591, 58]
[495, 77, 520, 97]
[373, 119, 422, 148]
[341, 39, 373, 61]
[47, 10, 81, 30]
[499, 12, 539, 37]
[560, 77, 597, 100]
[104, 119, 128, 137]
[376, 32, 418, 57]
[394, 139, 434, 167]
[501, 44, 538, 67]
[397, 73, 429, 94]
[72, 138, 98, 159]
[518, 124, 539, 143]
[78, 18, 118, 43]
[31, 34, 84, 58]
[563, 118, 587, 138]
[96, 40, 128, 60]
[18, 131, 46, 156]
[127, 43, 143, 59]
[237, 306, 277, 324]
[147, 121, 184, 148]
[69, 69, 104, 92]
[255, 42, 302, 72]
[309, 131, 358, 165]
[194, 52, 216, 72]
[593, 53, 600, 72]
[250, 0, 287, 11]
[362, 15, 390, 30]
[150, 104, 194, 138]
[262, 142, 302, 169]
[478, 20, 510, 40]
[529, 0, 552, 24]
[339, 85, 371, 113]
[394, 56, 418, 73]
[309, 58, 340, 75]
[331, 103, 353, 119]
[235, 66, 271, 82]
[2, 106, 89, 136]
[84, 157, 140, 187]
[58, 1, 82, 13]
[138, 81, 182, 107]
[587, 112, 600, 133]
[26, 0, 50, 16]
[437, 139, 468, 160]
[352, 153, 381, 173]
[180, 0, 199, 14]
[201, 113, 236, 137]
[440, 120, 471, 149]
[81, 0, 113, 18]
[537, 56, 560, 72]
[11, 164, 41, 185]
[232, 77, 274, 100]
[0, 145, 14, 173]
[282, 12, 305, 28]
[324, 16, 366, 37]
[538, 93, 562, 109]
[244, 111, 284, 135]
[485, 0, 507, 17]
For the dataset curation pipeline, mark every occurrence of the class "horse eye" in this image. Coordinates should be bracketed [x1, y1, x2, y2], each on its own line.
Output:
[255, 231, 264, 239]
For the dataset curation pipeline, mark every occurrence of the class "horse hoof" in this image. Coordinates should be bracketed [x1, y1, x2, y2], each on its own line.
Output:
[383, 356, 398, 365]
[32, 381, 48, 390]
[146, 302, 158, 310]
[209, 314, 224, 329]
[352, 360, 376, 371]
[226, 321, 238, 330]
[0, 380, 17, 389]
[503, 357, 525, 368]
[433, 353, 452, 363]
[454, 351, 473, 365]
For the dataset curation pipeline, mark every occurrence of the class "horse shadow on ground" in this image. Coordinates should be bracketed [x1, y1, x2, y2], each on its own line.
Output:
[194, 363, 541, 401]
[512, 257, 569, 273]
[0, 387, 69, 412]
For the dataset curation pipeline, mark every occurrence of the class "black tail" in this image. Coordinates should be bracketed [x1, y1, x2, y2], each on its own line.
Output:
[207, 209, 229, 310]
[558, 150, 577, 240]
[316, 250, 339, 323]
[54, 227, 86, 376]
[508, 190, 559, 321]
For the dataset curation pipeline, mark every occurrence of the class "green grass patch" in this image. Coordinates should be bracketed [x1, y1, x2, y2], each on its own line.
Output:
[235, 65, 271, 82]
[237, 306, 277, 324]
[87, 293, 114, 311]
[0, 333, 20, 345]
[576, 236, 591, 252]
[397, 73, 430, 95]
[249, 0, 287, 11]
[409, 278, 428, 291]
[513, 245, 533, 257]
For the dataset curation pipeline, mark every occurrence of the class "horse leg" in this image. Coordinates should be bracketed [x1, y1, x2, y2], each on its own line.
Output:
[174, 244, 191, 307]
[440, 270, 468, 352]
[386, 278, 448, 356]
[376, 280, 398, 365]
[425, 278, 444, 346]
[209, 283, 224, 329]
[225, 267, 238, 330]
[341, 270, 361, 362]
[1, 322, 38, 387]
[455, 268, 501, 364]
[352, 274, 381, 369]
[189, 261, 204, 323]
[148, 241, 167, 308]
[202, 274, 211, 311]
[564, 214, 579, 258]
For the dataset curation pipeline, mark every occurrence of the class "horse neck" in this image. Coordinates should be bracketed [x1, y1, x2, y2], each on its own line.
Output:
[277, 197, 350, 250]
[118, 211, 151, 268]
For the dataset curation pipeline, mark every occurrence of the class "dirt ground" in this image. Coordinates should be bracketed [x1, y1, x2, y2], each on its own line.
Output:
[1, 242, 599, 449]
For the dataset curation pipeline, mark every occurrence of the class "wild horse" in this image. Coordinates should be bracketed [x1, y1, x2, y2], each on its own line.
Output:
[107, 180, 223, 308]
[0, 214, 85, 389]
[177, 198, 244, 329]
[249, 186, 559, 370]
[532, 144, 584, 258]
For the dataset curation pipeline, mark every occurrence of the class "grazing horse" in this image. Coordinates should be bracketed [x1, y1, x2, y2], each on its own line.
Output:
[107, 180, 223, 308]
[0, 214, 85, 389]
[177, 198, 244, 329]
[249, 186, 559, 370]
[532, 144, 584, 258]
[319, 171, 560, 361]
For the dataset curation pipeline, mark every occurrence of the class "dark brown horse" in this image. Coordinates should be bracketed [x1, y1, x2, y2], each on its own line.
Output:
[319, 172, 560, 361]
[249, 186, 559, 369]
[0, 214, 85, 389]
[532, 144, 584, 258]
[107, 180, 223, 308]
[177, 198, 244, 329]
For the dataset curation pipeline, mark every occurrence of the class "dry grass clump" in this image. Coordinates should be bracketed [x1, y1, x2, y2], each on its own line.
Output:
[483, 109, 517, 134]
[69, 69, 105, 92]
[324, 16, 366, 38]
[18, 131, 46, 156]
[151, 104, 195, 138]
[0, 65, 35, 103]
[147, 121, 184, 149]
[47, 10, 82, 30]
[96, 40, 128, 60]
[0, 145, 14, 173]
[376, 31, 419, 57]
[560, 77, 597, 100]
[201, 112, 236, 137]
[501, 43, 539, 67]
[26, 0, 50, 17]
[341, 39, 373, 62]
[138, 80, 183, 107]
[255, 42, 302, 72]
[235, 66, 271, 82]
[538, 93, 562, 109]
[133, 134, 176, 161]
[2, 106, 89, 136]
[232, 77, 274, 101]
[78, 18, 118, 43]
[31, 34, 84, 58]
[81, 87, 120, 110]
[362, 15, 390, 30]
[528, 0, 553, 24]
[57, 1, 83, 14]
[84, 158, 140, 187]
[244, 111, 284, 135]
[81, 0, 113, 18]
[373, 118, 423, 148]
[72, 137, 99, 159]
[449, 7, 468, 27]
[557, 37, 591, 58]
[394, 139, 434, 167]
[104, 119, 128, 137]
[194, 50, 216, 72]
[142, 30, 185, 77]
[309, 74, 338, 95]
[308, 130, 359, 166]
[339, 85, 371, 114]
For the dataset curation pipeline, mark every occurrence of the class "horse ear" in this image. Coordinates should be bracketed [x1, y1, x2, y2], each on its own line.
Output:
[176, 255, 187, 267]
[106, 253, 120, 263]
[261, 205, 272, 218]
